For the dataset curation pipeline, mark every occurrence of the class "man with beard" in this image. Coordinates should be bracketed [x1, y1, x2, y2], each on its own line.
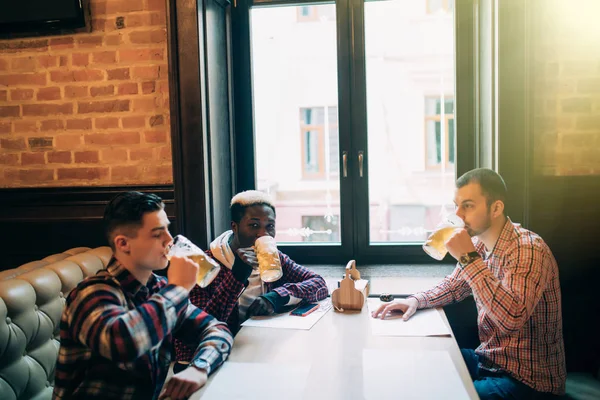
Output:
[372, 168, 566, 400]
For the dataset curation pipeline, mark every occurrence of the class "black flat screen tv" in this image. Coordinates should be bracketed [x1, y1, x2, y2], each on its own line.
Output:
[0, 0, 88, 35]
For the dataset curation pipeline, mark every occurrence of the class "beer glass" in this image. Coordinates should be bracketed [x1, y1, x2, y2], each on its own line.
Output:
[422, 215, 464, 260]
[166, 235, 220, 288]
[254, 236, 283, 282]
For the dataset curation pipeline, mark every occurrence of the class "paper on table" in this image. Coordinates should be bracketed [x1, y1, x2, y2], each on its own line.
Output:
[362, 349, 470, 400]
[200, 362, 311, 400]
[367, 299, 451, 337]
[241, 299, 332, 330]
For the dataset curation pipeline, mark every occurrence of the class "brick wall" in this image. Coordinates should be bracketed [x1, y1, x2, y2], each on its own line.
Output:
[0, 0, 173, 187]
[533, 0, 600, 176]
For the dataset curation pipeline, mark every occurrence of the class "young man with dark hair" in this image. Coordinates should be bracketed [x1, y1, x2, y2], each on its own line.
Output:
[373, 168, 566, 399]
[174, 190, 328, 363]
[53, 191, 233, 400]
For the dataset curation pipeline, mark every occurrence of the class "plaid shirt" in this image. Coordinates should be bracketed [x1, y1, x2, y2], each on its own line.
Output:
[175, 250, 328, 361]
[411, 218, 566, 394]
[53, 259, 233, 400]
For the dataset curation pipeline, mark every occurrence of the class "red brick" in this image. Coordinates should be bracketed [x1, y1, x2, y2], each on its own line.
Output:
[92, 51, 117, 64]
[7, 169, 54, 182]
[76, 36, 103, 48]
[158, 146, 172, 160]
[1, 138, 27, 150]
[85, 132, 140, 146]
[122, 116, 146, 129]
[0, 39, 48, 53]
[133, 98, 158, 112]
[0, 90, 6, 102]
[74, 151, 99, 163]
[37, 55, 58, 69]
[0, 106, 20, 117]
[105, 34, 122, 46]
[132, 66, 159, 79]
[148, 0, 167, 12]
[22, 103, 73, 116]
[40, 119, 65, 131]
[129, 30, 166, 44]
[50, 71, 75, 83]
[107, 68, 130, 80]
[55, 134, 82, 149]
[13, 121, 37, 133]
[150, 12, 166, 26]
[118, 82, 138, 95]
[0, 59, 8, 71]
[157, 80, 169, 94]
[0, 73, 47, 86]
[158, 64, 168, 79]
[130, 148, 154, 161]
[57, 167, 108, 180]
[90, 1, 107, 16]
[10, 89, 34, 101]
[90, 85, 115, 97]
[119, 48, 165, 63]
[149, 114, 164, 127]
[72, 53, 90, 67]
[73, 70, 104, 82]
[0, 153, 18, 165]
[28, 137, 53, 150]
[0, 122, 10, 134]
[78, 100, 129, 114]
[95, 117, 119, 129]
[65, 85, 88, 98]
[145, 130, 167, 143]
[91, 18, 110, 32]
[126, 13, 152, 28]
[142, 81, 156, 94]
[66, 118, 92, 130]
[11, 57, 37, 72]
[50, 37, 74, 50]
[37, 87, 62, 101]
[47, 151, 72, 164]
[60, 56, 69, 67]
[105, 0, 145, 13]
[101, 149, 128, 163]
[146, 165, 172, 182]
[21, 152, 45, 165]
[111, 165, 141, 180]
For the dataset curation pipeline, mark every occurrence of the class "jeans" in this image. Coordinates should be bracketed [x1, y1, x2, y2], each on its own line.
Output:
[461, 349, 552, 400]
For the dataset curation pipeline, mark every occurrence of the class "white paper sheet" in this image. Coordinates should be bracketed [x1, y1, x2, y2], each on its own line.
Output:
[362, 349, 470, 400]
[200, 362, 311, 400]
[367, 299, 451, 337]
[241, 299, 332, 330]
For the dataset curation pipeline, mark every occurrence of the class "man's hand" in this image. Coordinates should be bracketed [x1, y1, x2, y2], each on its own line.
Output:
[246, 296, 275, 318]
[371, 297, 418, 321]
[445, 229, 477, 261]
[167, 256, 199, 292]
[159, 366, 207, 400]
[235, 247, 259, 269]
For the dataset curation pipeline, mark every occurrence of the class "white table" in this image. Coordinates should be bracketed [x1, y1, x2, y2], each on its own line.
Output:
[188, 301, 479, 399]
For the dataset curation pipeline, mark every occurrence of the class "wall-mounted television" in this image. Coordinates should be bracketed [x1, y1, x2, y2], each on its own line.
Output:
[0, 0, 89, 35]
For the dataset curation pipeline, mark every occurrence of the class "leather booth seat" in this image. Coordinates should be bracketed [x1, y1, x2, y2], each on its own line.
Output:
[0, 247, 112, 400]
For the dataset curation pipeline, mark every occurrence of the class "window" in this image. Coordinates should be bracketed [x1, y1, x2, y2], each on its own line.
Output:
[425, 97, 455, 169]
[301, 215, 340, 242]
[427, 0, 454, 14]
[297, 5, 335, 22]
[300, 106, 339, 179]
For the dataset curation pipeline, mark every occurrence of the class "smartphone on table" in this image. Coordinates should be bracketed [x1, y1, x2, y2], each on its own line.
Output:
[290, 302, 320, 317]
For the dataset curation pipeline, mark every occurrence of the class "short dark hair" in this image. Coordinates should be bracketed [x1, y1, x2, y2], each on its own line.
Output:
[456, 168, 507, 208]
[103, 191, 165, 251]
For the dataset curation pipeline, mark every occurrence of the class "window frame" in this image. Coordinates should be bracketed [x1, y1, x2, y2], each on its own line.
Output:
[424, 96, 456, 170]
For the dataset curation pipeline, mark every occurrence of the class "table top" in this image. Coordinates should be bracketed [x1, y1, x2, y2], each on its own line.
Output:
[187, 300, 479, 399]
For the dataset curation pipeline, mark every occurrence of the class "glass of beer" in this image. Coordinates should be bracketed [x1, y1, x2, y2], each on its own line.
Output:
[254, 236, 283, 282]
[166, 235, 220, 288]
[422, 215, 464, 260]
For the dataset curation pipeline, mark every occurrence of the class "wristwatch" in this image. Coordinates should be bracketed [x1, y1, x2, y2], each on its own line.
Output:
[459, 251, 481, 267]
[190, 358, 210, 374]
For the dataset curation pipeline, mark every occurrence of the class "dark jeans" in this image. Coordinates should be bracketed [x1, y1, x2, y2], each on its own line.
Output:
[461, 349, 553, 400]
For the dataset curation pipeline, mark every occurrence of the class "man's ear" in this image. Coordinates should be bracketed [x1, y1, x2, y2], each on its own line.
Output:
[492, 200, 504, 218]
[230, 221, 238, 234]
[114, 234, 131, 254]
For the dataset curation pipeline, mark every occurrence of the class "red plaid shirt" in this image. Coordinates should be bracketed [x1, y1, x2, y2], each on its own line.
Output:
[175, 250, 328, 362]
[410, 218, 566, 394]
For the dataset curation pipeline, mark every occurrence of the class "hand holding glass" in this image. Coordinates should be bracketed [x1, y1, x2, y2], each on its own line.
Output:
[166, 235, 220, 288]
[254, 236, 283, 282]
[422, 215, 464, 260]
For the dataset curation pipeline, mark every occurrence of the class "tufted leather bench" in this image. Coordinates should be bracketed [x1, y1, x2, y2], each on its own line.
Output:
[0, 247, 113, 400]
